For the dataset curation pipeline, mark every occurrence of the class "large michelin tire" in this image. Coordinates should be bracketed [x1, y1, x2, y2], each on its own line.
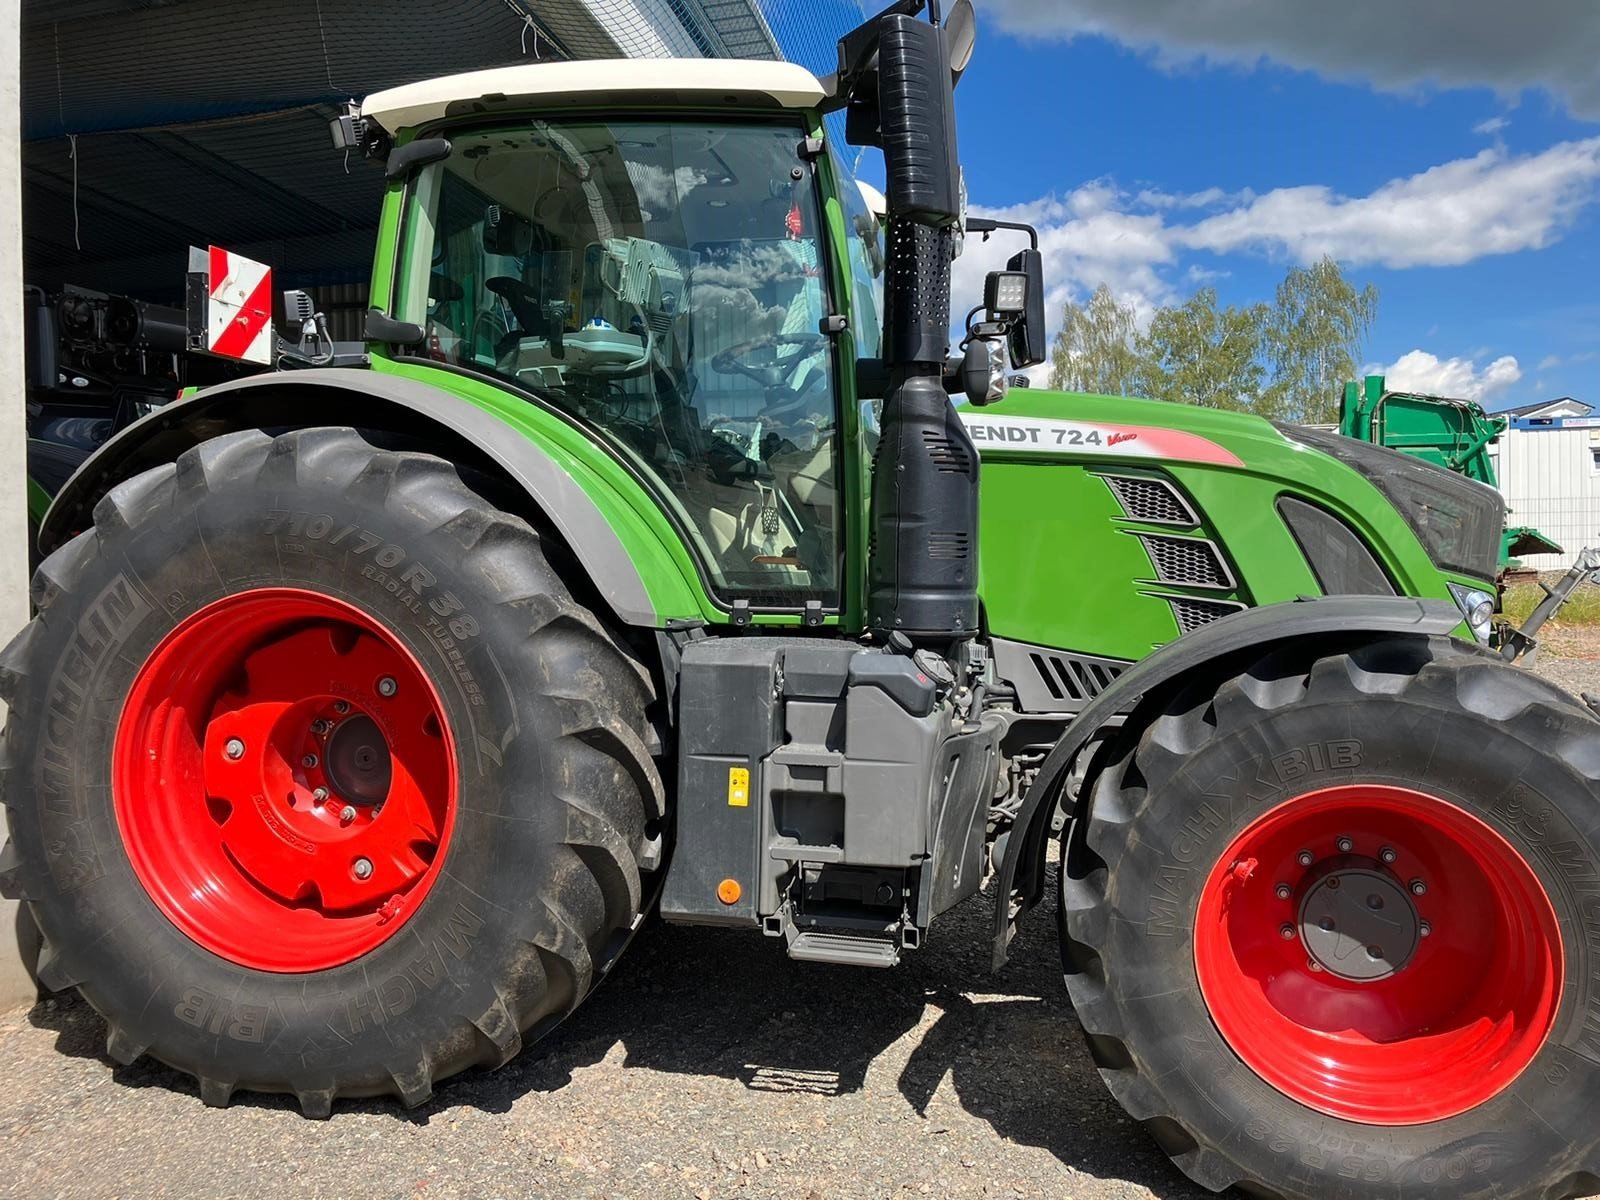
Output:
[1062, 635, 1600, 1199]
[0, 428, 663, 1115]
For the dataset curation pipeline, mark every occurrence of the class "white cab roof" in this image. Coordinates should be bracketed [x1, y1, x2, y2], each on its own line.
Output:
[363, 59, 829, 133]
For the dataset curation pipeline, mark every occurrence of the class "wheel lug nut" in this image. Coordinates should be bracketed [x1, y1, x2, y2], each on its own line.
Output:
[1366, 894, 1384, 910]
[312, 787, 329, 804]
[376, 676, 398, 698]
[1279, 923, 1296, 940]
[311, 719, 331, 736]
[1326, 877, 1340, 890]
[1410, 879, 1427, 896]
[340, 805, 357, 824]
[1380, 847, 1397, 864]
[1318, 917, 1335, 932]
[1336, 836, 1353, 853]
[1275, 883, 1292, 900]
[1296, 850, 1314, 867]
[302, 754, 319, 769]
[1308, 960, 1323, 972]
[333, 700, 350, 714]
[1420, 921, 1432, 937]
[224, 738, 245, 760]
[353, 858, 373, 880]
[1366, 945, 1383, 960]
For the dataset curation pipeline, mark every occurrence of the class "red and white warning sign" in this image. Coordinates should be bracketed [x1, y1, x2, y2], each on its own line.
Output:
[187, 245, 273, 364]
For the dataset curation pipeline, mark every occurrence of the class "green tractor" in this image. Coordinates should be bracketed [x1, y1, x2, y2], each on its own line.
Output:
[5, 6, 1599, 1198]
[1338, 373, 1566, 571]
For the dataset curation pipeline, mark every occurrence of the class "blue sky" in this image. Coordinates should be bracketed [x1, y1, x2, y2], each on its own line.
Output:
[782, 2, 1600, 410]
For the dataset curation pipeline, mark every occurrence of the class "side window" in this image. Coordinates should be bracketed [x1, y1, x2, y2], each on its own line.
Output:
[404, 121, 846, 609]
[835, 161, 884, 361]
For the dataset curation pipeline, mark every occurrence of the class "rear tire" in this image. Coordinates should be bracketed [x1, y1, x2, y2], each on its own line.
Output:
[1062, 636, 1600, 1199]
[0, 428, 663, 1115]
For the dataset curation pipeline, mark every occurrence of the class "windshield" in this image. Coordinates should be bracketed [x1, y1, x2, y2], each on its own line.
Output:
[401, 119, 842, 606]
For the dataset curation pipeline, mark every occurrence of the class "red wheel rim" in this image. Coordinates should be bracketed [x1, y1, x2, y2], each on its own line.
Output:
[114, 588, 457, 972]
[1193, 784, 1562, 1124]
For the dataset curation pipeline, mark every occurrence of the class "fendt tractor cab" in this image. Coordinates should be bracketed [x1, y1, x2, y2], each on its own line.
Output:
[6, 5, 1599, 1198]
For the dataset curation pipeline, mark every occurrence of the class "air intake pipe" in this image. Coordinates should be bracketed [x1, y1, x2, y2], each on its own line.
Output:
[843, 9, 980, 639]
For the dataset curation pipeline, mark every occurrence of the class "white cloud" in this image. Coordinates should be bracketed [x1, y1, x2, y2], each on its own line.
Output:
[1379, 349, 1523, 402]
[1474, 116, 1511, 136]
[1176, 139, 1600, 267]
[949, 137, 1600, 352]
[954, 189, 1180, 331]
[980, 0, 1600, 118]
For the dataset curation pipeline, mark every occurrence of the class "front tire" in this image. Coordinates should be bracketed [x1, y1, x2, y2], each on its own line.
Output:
[1063, 636, 1600, 1199]
[0, 428, 663, 1114]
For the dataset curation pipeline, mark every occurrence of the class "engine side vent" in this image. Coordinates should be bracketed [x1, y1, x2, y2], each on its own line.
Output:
[922, 429, 973, 474]
[927, 530, 970, 561]
[1165, 595, 1246, 634]
[991, 639, 1132, 713]
[1139, 534, 1233, 590]
[1103, 474, 1196, 525]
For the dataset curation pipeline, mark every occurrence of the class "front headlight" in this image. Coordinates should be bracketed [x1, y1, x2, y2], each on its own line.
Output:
[1447, 582, 1496, 644]
[1278, 425, 1504, 582]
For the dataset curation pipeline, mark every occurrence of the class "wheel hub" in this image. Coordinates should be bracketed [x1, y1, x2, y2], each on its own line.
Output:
[1297, 860, 1418, 981]
[1193, 783, 1563, 1125]
[324, 714, 393, 805]
[114, 588, 457, 972]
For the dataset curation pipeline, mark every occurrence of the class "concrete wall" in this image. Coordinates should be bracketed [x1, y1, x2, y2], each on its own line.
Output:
[0, 1, 39, 1007]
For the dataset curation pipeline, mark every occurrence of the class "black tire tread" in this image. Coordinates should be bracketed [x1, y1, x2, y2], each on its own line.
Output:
[1062, 634, 1600, 1198]
[0, 428, 665, 1116]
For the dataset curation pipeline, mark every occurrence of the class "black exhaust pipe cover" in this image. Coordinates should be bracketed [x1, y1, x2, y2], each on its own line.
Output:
[863, 13, 980, 638]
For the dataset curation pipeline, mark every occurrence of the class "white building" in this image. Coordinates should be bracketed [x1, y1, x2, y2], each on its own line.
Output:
[1493, 418, 1600, 571]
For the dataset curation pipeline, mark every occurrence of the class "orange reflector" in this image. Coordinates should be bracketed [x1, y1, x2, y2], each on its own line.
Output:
[717, 878, 742, 905]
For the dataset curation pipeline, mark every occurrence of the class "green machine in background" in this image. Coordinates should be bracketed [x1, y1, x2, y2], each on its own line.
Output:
[1338, 373, 1564, 569]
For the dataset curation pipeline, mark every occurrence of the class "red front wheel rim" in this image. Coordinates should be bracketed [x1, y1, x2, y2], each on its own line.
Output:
[1193, 784, 1562, 1125]
[114, 588, 458, 972]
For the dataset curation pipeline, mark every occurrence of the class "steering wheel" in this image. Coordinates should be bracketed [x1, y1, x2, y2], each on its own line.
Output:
[711, 332, 829, 419]
[712, 332, 826, 386]
[486, 276, 543, 333]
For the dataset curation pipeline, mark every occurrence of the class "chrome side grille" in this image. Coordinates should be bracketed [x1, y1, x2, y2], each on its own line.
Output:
[1139, 534, 1233, 590]
[1165, 595, 1246, 633]
[1102, 474, 1196, 525]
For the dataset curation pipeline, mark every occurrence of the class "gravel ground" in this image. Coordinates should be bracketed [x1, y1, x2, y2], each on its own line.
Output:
[3, 649, 1598, 1200]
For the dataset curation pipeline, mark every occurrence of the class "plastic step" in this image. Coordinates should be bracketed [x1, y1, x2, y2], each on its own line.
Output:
[786, 930, 901, 968]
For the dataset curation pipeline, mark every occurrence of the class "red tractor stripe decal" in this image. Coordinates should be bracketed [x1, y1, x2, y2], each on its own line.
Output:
[960, 414, 1244, 467]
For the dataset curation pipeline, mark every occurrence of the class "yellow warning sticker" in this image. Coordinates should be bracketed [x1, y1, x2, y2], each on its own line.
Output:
[727, 766, 750, 807]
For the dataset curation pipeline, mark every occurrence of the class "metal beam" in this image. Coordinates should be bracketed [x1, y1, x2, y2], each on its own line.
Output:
[0, 0, 40, 1008]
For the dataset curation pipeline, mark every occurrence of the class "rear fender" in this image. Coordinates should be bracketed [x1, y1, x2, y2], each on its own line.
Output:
[988, 595, 1465, 970]
[39, 368, 687, 627]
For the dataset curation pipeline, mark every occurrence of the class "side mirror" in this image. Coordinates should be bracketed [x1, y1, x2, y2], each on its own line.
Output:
[945, 0, 977, 84]
[1004, 248, 1046, 369]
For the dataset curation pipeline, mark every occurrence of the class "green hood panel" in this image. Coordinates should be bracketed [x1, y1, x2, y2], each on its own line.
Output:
[965, 389, 1464, 660]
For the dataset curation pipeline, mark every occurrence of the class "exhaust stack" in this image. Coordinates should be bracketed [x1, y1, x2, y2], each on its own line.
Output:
[836, 6, 980, 640]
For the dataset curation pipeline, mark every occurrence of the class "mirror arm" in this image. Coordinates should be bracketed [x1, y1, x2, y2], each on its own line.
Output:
[965, 216, 1039, 250]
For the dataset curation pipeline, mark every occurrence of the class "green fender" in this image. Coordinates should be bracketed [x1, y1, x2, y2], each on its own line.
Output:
[38, 366, 710, 628]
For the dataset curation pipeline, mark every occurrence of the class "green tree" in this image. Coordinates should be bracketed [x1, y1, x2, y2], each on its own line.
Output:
[1264, 257, 1379, 423]
[1133, 288, 1269, 411]
[1047, 283, 1141, 396]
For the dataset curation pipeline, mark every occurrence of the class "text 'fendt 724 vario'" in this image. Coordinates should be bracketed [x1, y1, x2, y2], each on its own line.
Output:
[5, 5, 1599, 1197]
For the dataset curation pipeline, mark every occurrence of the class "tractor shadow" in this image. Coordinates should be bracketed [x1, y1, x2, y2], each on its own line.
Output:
[22, 865, 1204, 1196]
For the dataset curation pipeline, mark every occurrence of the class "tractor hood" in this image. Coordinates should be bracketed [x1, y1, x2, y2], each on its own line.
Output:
[961, 387, 1492, 661]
